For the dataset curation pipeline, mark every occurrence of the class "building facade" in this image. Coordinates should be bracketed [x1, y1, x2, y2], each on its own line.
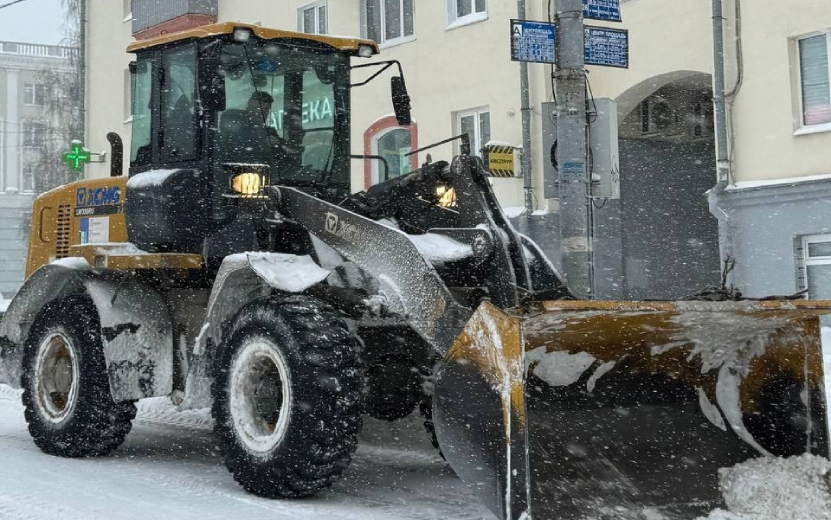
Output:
[83, 0, 830, 310]
[0, 40, 74, 296]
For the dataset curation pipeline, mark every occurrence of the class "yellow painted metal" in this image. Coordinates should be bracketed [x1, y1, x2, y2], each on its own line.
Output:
[25, 177, 129, 279]
[445, 302, 525, 435]
[447, 298, 831, 441]
[126, 22, 380, 55]
[68, 244, 203, 271]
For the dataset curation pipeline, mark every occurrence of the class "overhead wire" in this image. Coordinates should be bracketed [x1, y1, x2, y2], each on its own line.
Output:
[0, 0, 36, 10]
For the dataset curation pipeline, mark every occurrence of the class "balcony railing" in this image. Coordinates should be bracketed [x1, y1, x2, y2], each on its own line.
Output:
[0, 41, 76, 59]
[132, 0, 218, 35]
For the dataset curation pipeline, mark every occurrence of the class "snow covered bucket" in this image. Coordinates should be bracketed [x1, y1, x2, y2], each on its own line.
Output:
[432, 300, 831, 520]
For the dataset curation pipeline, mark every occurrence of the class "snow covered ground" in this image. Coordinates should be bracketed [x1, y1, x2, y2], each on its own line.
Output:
[0, 330, 830, 519]
[0, 385, 490, 520]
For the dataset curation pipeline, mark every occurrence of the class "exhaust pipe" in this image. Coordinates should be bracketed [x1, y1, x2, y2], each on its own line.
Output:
[106, 132, 123, 178]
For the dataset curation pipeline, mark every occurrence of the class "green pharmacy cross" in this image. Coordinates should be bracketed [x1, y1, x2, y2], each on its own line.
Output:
[63, 141, 91, 171]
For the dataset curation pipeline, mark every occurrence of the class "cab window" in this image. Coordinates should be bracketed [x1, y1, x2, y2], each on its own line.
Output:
[160, 45, 198, 162]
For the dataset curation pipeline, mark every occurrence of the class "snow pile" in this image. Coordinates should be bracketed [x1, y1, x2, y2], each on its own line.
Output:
[698, 454, 831, 520]
[126, 169, 179, 188]
[246, 253, 330, 293]
[407, 233, 472, 266]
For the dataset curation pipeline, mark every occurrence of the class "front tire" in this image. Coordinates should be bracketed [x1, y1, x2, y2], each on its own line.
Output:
[21, 295, 136, 457]
[212, 295, 363, 498]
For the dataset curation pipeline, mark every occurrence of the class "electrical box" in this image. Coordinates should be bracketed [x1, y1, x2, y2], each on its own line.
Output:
[542, 98, 620, 200]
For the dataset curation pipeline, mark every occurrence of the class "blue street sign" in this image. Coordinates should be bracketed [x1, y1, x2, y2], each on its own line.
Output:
[583, 0, 622, 22]
[584, 26, 629, 68]
[510, 19, 557, 64]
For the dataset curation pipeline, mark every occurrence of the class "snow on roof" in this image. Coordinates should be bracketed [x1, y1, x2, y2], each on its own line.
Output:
[726, 173, 831, 191]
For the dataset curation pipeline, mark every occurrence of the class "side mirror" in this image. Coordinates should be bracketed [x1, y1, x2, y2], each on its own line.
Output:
[201, 56, 226, 111]
[391, 76, 411, 126]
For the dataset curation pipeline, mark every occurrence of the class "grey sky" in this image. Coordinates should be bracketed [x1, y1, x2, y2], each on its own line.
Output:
[0, 0, 67, 46]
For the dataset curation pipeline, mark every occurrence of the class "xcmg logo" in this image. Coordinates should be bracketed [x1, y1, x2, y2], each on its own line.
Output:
[76, 187, 121, 207]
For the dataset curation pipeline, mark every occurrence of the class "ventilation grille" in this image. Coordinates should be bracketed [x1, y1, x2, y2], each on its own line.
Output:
[55, 204, 71, 259]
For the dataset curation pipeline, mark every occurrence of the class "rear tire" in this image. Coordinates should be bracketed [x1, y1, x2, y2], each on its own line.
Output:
[21, 295, 136, 457]
[212, 295, 363, 498]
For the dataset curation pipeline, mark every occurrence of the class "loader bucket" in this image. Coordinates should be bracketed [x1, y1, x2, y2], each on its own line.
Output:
[433, 300, 831, 520]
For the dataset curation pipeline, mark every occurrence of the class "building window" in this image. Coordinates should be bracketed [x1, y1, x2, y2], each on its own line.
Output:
[363, 115, 418, 188]
[798, 32, 831, 127]
[22, 121, 46, 147]
[23, 83, 45, 106]
[803, 235, 831, 299]
[373, 127, 412, 182]
[298, 1, 327, 35]
[456, 107, 490, 157]
[361, 0, 415, 46]
[23, 172, 35, 193]
[447, 0, 487, 28]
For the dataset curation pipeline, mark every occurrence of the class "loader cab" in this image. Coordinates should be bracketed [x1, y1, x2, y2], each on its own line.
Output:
[125, 24, 376, 254]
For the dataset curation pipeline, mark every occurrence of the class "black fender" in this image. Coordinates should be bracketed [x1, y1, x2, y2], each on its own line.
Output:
[0, 262, 174, 402]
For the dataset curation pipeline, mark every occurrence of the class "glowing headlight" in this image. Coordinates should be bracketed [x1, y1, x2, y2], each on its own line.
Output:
[436, 186, 456, 208]
[232, 173, 263, 197]
[233, 28, 253, 42]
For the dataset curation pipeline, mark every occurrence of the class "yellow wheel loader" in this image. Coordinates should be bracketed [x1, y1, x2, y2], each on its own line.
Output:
[0, 22, 829, 519]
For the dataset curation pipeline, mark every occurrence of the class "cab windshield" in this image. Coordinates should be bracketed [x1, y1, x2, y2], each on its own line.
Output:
[214, 41, 350, 191]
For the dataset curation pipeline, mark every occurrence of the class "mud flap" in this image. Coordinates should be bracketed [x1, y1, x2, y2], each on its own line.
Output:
[434, 300, 831, 520]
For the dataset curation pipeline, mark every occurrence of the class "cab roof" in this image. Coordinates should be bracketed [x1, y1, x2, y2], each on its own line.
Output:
[126, 22, 379, 55]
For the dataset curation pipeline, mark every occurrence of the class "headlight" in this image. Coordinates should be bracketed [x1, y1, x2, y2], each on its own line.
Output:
[358, 44, 376, 58]
[232, 172, 263, 197]
[436, 186, 456, 208]
[233, 27, 253, 42]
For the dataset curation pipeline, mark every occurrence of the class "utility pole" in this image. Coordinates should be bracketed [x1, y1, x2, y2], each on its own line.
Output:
[554, 0, 592, 298]
[517, 0, 534, 213]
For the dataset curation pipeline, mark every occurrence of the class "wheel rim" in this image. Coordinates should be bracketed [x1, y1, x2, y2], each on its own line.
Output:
[35, 331, 80, 423]
[229, 336, 292, 455]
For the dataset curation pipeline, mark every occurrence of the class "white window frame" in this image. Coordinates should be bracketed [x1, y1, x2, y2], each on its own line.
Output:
[455, 107, 490, 157]
[803, 234, 831, 298]
[23, 83, 44, 106]
[446, 0, 488, 30]
[794, 30, 831, 136]
[297, 1, 327, 35]
[361, 0, 416, 48]
[22, 120, 45, 148]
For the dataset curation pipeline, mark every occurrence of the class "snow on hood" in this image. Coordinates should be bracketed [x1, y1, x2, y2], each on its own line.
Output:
[126, 169, 179, 189]
[245, 253, 330, 293]
[697, 454, 831, 519]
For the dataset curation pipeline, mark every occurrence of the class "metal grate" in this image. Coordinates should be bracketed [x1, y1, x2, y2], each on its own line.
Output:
[55, 205, 71, 259]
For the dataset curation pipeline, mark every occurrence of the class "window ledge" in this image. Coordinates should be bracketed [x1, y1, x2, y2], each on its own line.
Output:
[123, 115, 134, 124]
[446, 12, 488, 31]
[379, 35, 416, 50]
[794, 122, 831, 136]
[123, 12, 133, 23]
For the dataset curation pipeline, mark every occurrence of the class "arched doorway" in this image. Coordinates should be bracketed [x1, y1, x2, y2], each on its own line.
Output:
[615, 72, 722, 299]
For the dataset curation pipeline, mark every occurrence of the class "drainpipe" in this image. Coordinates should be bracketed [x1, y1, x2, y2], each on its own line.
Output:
[710, 0, 735, 285]
[517, 0, 534, 213]
[79, 0, 87, 149]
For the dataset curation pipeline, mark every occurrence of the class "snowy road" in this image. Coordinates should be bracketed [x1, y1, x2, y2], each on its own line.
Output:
[0, 385, 492, 520]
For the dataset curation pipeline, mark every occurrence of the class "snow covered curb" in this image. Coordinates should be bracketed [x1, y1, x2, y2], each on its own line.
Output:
[697, 454, 831, 520]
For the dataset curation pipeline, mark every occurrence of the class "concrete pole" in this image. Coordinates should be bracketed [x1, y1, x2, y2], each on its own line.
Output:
[554, 0, 592, 298]
[517, 0, 534, 213]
